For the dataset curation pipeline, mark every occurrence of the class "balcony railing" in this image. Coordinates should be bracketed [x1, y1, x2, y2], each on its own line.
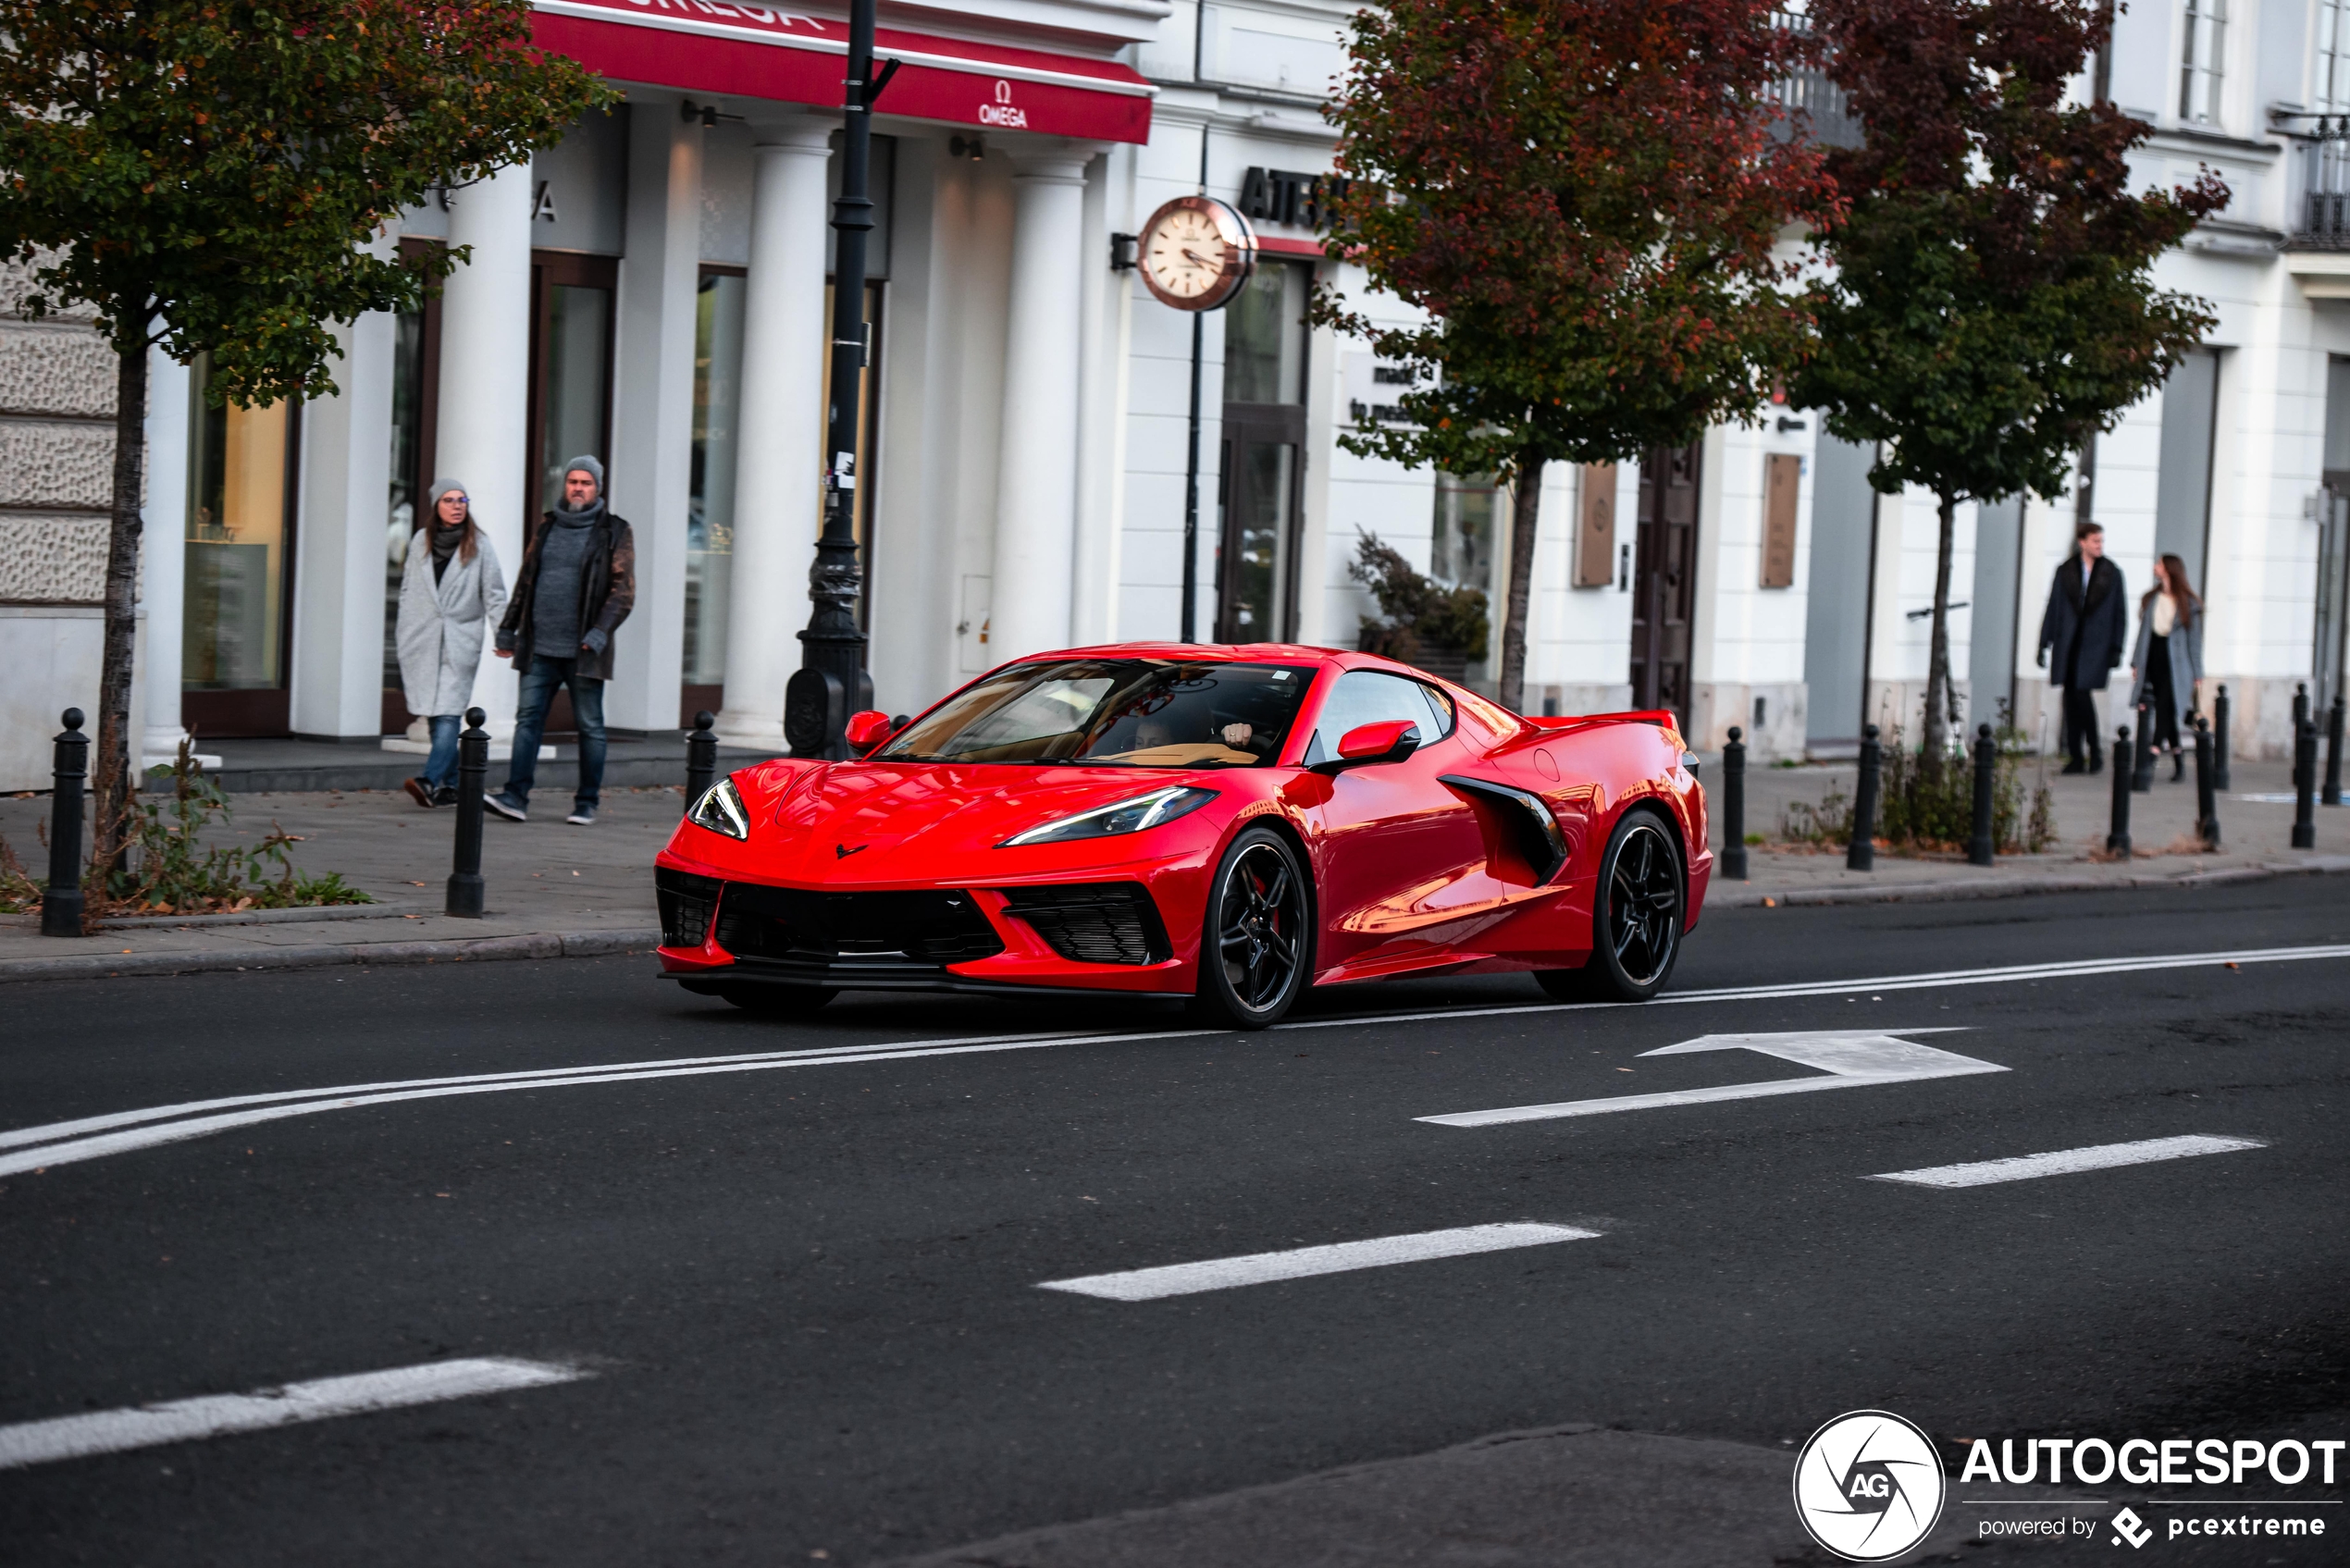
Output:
[1768, 8, 1864, 150]
[2294, 134, 2350, 250]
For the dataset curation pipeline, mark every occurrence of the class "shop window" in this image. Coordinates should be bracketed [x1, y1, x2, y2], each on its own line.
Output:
[528, 251, 616, 519]
[1432, 473, 1502, 593]
[183, 355, 299, 735]
[686, 268, 748, 693]
[380, 273, 442, 735]
[2180, 0, 2226, 124]
[1223, 261, 1307, 406]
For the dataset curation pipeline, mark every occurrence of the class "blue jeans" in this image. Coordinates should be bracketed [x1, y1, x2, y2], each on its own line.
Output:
[422, 714, 463, 791]
[504, 655, 606, 809]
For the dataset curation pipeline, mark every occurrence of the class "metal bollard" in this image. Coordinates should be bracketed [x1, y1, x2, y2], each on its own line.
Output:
[2131, 699, 2155, 793]
[685, 709, 717, 819]
[446, 707, 489, 918]
[2106, 725, 2133, 858]
[1720, 725, 1748, 881]
[2194, 714, 2220, 850]
[1847, 723, 1880, 872]
[41, 708, 87, 937]
[1969, 723, 1998, 866]
[2293, 719, 2318, 850]
[2212, 684, 2231, 791]
[2294, 682, 2309, 733]
[2325, 692, 2344, 809]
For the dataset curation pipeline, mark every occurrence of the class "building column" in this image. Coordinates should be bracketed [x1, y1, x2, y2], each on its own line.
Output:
[988, 147, 1093, 662]
[290, 309, 396, 739]
[139, 346, 193, 765]
[605, 102, 704, 735]
[716, 118, 834, 748]
[433, 162, 535, 735]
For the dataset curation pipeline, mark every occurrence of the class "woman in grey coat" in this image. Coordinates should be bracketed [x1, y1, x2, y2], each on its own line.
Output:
[2128, 552, 2203, 782]
[396, 479, 508, 807]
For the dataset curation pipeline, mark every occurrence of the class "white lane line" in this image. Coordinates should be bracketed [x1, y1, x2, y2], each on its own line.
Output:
[1037, 1222, 1601, 1302]
[1419, 1029, 2002, 1128]
[0, 1357, 586, 1471]
[6, 943, 2343, 1182]
[1870, 1134, 2267, 1189]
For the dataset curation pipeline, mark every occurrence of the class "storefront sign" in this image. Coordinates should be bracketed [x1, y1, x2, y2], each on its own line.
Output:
[1238, 167, 1346, 230]
[530, 0, 1153, 144]
[1342, 352, 1425, 428]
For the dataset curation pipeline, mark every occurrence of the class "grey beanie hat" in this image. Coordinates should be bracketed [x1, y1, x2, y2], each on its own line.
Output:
[560, 454, 605, 493]
[425, 477, 468, 520]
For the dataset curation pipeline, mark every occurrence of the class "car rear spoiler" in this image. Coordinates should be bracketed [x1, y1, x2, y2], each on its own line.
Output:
[1521, 710, 1680, 731]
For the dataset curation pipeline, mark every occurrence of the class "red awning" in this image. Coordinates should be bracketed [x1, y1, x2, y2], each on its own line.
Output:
[531, 1, 1154, 145]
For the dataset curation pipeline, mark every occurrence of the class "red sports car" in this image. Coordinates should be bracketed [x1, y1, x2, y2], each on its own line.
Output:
[654, 645, 1710, 1029]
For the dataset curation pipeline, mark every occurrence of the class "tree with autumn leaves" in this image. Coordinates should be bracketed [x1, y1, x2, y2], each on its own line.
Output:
[1796, 0, 2226, 767]
[1317, 0, 1838, 716]
[0, 0, 610, 876]
[1325, 0, 2224, 740]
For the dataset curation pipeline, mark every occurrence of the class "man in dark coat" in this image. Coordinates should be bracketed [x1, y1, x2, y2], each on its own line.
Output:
[485, 455, 637, 825]
[2036, 520, 2127, 773]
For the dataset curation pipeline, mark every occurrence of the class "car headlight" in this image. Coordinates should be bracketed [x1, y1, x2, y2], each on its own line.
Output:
[686, 775, 749, 840]
[1000, 785, 1218, 847]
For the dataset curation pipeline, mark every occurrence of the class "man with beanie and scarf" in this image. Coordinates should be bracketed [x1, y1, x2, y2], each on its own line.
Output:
[486, 456, 636, 825]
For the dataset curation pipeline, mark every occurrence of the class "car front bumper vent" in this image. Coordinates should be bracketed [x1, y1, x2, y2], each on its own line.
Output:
[996, 882, 1171, 966]
[710, 883, 1007, 965]
[656, 867, 722, 948]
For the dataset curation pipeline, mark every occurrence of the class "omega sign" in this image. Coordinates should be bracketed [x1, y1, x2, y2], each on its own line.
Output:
[978, 80, 1028, 130]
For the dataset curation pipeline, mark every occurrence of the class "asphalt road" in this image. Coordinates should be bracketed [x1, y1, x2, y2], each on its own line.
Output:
[3, 879, 2346, 1566]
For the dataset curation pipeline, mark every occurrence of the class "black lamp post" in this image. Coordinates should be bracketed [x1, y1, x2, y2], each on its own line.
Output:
[784, 0, 897, 759]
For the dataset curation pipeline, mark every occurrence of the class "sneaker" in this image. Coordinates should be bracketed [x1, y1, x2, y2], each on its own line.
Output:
[432, 785, 460, 807]
[484, 790, 528, 821]
[2059, 760, 2086, 775]
[403, 776, 436, 809]
[566, 804, 598, 826]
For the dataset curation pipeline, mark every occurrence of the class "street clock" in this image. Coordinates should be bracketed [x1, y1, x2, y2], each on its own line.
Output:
[1136, 195, 1257, 311]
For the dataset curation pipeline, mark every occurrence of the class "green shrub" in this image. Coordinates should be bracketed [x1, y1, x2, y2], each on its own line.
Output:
[1779, 718, 2054, 855]
[1349, 533, 1489, 664]
[101, 743, 374, 914]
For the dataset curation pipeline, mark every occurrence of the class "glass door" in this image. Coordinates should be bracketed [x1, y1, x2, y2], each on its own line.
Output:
[1217, 261, 1309, 643]
[685, 268, 748, 722]
[183, 356, 299, 736]
[382, 237, 444, 735]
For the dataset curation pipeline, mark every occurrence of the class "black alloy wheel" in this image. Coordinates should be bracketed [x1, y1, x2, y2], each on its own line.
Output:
[718, 982, 838, 1017]
[1193, 825, 1311, 1029]
[1536, 810, 1684, 1003]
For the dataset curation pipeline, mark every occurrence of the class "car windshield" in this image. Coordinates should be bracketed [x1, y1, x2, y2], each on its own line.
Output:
[877, 659, 1318, 767]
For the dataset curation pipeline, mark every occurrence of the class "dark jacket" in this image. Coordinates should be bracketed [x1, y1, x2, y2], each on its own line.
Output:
[497, 509, 636, 681]
[2036, 553, 2127, 691]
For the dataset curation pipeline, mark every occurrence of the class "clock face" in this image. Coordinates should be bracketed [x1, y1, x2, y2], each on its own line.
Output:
[1137, 196, 1255, 312]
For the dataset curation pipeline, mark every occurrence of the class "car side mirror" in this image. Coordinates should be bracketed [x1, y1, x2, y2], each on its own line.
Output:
[1312, 720, 1422, 774]
[844, 710, 895, 753]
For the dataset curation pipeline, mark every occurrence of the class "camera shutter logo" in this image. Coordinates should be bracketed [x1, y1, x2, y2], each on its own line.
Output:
[1792, 1410, 1948, 1562]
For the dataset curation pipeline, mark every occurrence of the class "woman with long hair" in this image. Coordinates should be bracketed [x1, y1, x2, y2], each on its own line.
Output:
[2128, 552, 2203, 781]
[395, 479, 508, 807]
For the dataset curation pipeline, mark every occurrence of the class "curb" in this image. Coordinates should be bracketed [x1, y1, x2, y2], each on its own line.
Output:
[1708, 855, 2350, 908]
[0, 927, 662, 984]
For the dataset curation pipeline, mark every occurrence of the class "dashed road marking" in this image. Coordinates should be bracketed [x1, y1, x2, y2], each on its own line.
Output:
[0, 1357, 587, 1471]
[1037, 1222, 1602, 1301]
[1869, 1134, 2267, 1189]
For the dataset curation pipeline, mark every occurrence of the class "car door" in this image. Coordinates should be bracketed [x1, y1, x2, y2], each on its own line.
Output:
[1301, 670, 1490, 978]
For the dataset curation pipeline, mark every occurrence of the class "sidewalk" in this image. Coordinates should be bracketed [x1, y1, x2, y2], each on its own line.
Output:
[1701, 751, 2350, 907]
[2, 754, 2344, 983]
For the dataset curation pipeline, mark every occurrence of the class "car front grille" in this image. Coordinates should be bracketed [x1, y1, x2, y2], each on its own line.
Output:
[656, 868, 722, 948]
[711, 884, 1006, 965]
[997, 883, 1170, 966]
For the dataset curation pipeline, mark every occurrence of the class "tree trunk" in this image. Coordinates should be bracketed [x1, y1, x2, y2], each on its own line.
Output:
[1497, 447, 1544, 715]
[93, 314, 152, 883]
[1919, 489, 1958, 782]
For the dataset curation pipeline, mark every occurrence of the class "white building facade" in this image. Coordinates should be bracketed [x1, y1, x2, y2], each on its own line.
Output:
[4, 0, 2346, 790]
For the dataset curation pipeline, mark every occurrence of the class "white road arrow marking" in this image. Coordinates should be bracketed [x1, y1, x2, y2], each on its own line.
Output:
[1417, 1030, 2007, 1128]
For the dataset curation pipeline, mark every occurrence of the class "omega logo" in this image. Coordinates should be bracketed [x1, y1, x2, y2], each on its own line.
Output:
[978, 78, 1030, 130]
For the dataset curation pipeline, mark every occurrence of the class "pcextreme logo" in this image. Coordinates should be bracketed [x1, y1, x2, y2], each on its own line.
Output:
[1793, 1410, 1948, 1562]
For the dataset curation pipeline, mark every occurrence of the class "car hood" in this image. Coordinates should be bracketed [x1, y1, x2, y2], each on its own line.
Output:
[734, 759, 1225, 883]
